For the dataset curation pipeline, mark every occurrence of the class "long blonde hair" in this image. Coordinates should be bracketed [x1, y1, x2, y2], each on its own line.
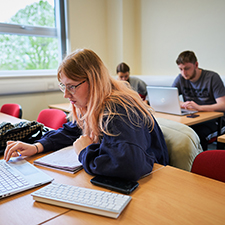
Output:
[57, 49, 154, 142]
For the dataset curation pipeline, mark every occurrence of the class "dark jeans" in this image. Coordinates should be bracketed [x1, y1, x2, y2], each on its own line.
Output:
[191, 119, 224, 151]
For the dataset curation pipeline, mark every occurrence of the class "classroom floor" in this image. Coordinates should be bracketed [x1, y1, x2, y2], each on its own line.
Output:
[208, 142, 217, 150]
[207, 142, 225, 150]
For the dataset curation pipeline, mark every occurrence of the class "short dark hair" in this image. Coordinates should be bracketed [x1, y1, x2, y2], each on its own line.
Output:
[116, 62, 130, 74]
[176, 51, 197, 65]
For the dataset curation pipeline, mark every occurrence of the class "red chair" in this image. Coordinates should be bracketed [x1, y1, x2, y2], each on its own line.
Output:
[139, 93, 146, 100]
[191, 150, 225, 183]
[0, 103, 22, 118]
[37, 109, 68, 130]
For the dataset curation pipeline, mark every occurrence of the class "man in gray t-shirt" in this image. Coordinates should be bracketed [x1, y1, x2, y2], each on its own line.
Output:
[172, 50, 225, 150]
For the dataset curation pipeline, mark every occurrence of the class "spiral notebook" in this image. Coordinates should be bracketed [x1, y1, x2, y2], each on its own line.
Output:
[34, 146, 83, 173]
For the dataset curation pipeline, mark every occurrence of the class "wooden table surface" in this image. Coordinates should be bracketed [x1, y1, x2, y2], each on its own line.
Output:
[42, 166, 225, 225]
[155, 111, 224, 126]
[48, 103, 71, 113]
[1, 112, 225, 224]
[0, 151, 164, 225]
[217, 134, 225, 143]
[0, 112, 26, 123]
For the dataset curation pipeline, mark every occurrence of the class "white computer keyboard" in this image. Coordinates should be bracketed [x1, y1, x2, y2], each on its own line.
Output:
[31, 182, 132, 218]
[0, 161, 29, 193]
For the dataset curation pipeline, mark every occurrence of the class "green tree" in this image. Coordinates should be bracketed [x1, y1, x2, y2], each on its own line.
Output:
[0, 0, 58, 70]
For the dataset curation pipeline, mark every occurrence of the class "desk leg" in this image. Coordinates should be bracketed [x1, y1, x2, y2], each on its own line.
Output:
[217, 117, 224, 149]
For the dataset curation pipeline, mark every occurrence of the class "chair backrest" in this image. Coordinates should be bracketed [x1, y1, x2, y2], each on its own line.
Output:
[37, 109, 68, 130]
[191, 150, 225, 183]
[139, 93, 146, 100]
[0, 103, 22, 118]
[157, 117, 203, 172]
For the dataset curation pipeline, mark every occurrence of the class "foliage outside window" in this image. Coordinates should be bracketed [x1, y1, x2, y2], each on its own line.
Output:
[0, 0, 62, 72]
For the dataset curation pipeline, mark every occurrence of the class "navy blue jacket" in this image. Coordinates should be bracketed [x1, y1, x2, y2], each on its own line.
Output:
[38, 107, 168, 181]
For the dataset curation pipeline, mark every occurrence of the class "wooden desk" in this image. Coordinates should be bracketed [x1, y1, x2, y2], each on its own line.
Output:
[2, 153, 225, 225]
[0, 113, 166, 224]
[41, 166, 225, 225]
[0, 153, 71, 225]
[48, 103, 223, 127]
[0, 152, 164, 225]
[0, 113, 70, 224]
[217, 134, 225, 143]
[0, 112, 26, 123]
[2, 112, 225, 224]
[155, 111, 224, 149]
[155, 111, 224, 126]
[49, 103, 71, 113]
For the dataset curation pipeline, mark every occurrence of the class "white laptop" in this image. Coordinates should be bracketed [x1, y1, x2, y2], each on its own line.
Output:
[147, 86, 198, 116]
[0, 157, 53, 199]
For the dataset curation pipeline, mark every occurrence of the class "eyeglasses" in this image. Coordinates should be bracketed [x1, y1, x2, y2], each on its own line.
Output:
[58, 80, 86, 95]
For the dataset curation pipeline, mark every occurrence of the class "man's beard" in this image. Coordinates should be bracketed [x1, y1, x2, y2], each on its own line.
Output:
[189, 69, 196, 80]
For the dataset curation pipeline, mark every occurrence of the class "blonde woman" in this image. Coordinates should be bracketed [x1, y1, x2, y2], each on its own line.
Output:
[4, 49, 168, 181]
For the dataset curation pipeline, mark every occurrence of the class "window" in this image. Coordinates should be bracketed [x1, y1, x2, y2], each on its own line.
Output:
[0, 0, 67, 73]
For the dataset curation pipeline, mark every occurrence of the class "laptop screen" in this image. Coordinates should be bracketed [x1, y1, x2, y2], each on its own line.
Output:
[147, 86, 197, 115]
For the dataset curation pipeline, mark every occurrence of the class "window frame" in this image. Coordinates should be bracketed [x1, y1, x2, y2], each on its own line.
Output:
[0, 23, 57, 37]
[0, 0, 68, 77]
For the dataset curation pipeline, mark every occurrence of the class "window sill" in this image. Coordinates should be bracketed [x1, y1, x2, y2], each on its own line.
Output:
[0, 70, 59, 95]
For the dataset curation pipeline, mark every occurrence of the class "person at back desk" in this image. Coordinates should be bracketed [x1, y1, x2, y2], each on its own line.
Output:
[116, 62, 147, 100]
[172, 50, 225, 150]
[4, 49, 168, 181]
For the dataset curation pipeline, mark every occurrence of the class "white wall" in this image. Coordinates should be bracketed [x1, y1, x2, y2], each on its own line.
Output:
[67, 0, 142, 76]
[67, 0, 108, 68]
[120, 0, 142, 75]
[106, 0, 123, 75]
[67, 0, 225, 77]
[140, 0, 225, 76]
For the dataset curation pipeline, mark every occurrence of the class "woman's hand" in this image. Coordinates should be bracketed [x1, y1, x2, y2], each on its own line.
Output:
[4, 141, 43, 162]
[73, 135, 93, 155]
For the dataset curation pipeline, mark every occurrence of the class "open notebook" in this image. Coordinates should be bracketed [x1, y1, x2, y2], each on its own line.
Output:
[34, 146, 83, 173]
[0, 157, 53, 199]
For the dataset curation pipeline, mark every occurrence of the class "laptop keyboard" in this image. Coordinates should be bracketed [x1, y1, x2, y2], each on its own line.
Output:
[181, 109, 196, 114]
[181, 109, 189, 113]
[32, 182, 132, 218]
[0, 161, 29, 193]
